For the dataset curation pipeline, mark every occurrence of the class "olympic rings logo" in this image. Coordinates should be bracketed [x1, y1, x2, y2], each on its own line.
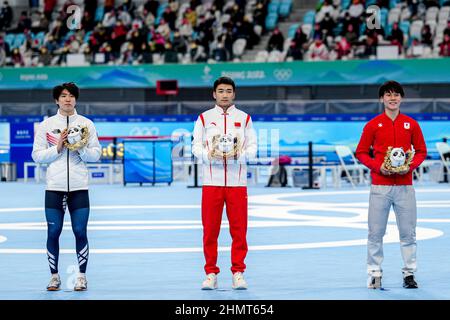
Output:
[273, 69, 293, 81]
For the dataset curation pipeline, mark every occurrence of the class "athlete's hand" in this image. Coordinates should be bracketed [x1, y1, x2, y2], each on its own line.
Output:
[380, 163, 393, 175]
[396, 166, 410, 175]
[208, 149, 223, 161]
[57, 130, 68, 154]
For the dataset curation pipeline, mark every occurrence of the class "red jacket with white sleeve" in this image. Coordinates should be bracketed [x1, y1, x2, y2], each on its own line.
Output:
[355, 112, 427, 185]
[192, 105, 257, 187]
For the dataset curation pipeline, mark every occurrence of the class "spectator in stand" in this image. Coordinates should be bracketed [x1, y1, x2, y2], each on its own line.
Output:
[162, 6, 177, 31]
[348, 0, 364, 34]
[38, 46, 52, 66]
[406, 38, 424, 58]
[16, 11, 32, 33]
[267, 27, 284, 52]
[285, 40, 303, 61]
[11, 48, 24, 67]
[103, 9, 117, 29]
[29, 0, 39, 9]
[164, 42, 179, 63]
[313, 23, 325, 41]
[0, 36, 9, 66]
[293, 26, 308, 50]
[316, 0, 338, 23]
[444, 20, 450, 37]
[212, 42, 229, 61]
[156, 19, 171, 40]
[407, 0, 419, 18]
[334, 36, 352, 59]
[420, 24, 433, 47]
[439, 33, 450, 57]
[189, 40, 207, 62]
[117, 7, 132, 27]
[84, 0, 98, 21]
[320, 12, 336, 36]
[119, 0, 136, 19]
[359, 34, 377, 58]
[172, 30, 187, 55]
[344, 23, 358, 45]
[387, 22, 404, 53]
[81, 11, 96, 32]
[44, 0, 57, 21]
[0, 1, 13, 31]
[144, 0, 159, 18]
[307, 36, 329, 60]
[111, 20, 127, 53]
[139, 42, 153, 64]
[104, 0, 116, 13]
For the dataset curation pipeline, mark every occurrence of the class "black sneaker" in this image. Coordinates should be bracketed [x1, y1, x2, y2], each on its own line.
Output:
[403, 275, 418, 289]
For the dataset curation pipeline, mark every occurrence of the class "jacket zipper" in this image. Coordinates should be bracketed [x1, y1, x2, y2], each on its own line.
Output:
[223, 113, 227, 187]
[66, 116, 70, 192]
[392, 118, 397, 185]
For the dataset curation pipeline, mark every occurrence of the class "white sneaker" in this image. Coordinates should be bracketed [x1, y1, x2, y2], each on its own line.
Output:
[74, 275, 88, 291]
[46, 274, 61, 291]
[201, 273, 218, 290]
[232, 272, 248, 290]
[367, 275, 382, 289]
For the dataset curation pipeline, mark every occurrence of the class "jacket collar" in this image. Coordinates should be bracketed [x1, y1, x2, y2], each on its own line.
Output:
[215, 104, 235, 115]
[382, 110, 402, 122]
[56, 109, 78, 123]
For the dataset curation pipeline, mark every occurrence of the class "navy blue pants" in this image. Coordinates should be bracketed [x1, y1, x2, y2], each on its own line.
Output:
[45, 190, 90, 274]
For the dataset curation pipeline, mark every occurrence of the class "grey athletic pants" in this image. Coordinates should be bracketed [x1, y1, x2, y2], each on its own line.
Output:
[367, 185, 417, 277]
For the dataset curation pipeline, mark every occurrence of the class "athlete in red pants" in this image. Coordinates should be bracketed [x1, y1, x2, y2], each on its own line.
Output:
[192, 77, 257, 290]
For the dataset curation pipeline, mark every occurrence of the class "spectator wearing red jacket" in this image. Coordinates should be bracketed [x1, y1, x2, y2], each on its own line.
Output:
[356, 80, 427, 290]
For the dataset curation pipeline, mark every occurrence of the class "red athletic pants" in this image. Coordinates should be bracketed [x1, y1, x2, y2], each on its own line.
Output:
[202, 186, 248, 275]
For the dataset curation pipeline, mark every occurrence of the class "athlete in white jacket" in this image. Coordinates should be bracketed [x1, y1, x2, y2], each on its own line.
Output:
[192, 77, 257, 290]
[32, 82, 101, 292]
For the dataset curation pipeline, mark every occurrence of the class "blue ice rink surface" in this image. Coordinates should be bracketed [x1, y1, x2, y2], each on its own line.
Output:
[0, 181, 450, 300]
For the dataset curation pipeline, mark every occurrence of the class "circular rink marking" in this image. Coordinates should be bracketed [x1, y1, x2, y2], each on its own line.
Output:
[0, 189, 448, 254]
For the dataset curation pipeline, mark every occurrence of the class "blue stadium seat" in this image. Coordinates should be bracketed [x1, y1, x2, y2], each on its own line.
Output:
[278, 3, 292, 17]
[360, 23, 366, 35]
[95, 6, 104, 22]
[265, 13, 279, 31]
[303, 10, 315, 24]
[365, 0, 377, 7]
[380, 8, 388, 28]
[83, 31, 93, 43]
[5, 34, 15, 49]
[341, 0, 351, 9]
[399, 21, 410, 35]
[389, 0, 398, 8]
[268, 2, 280, 14]
[157, 3, 168, 19]
[32, 31, 45, 47]
[288, 23, 300, 38]
[12, 34, 25, 49]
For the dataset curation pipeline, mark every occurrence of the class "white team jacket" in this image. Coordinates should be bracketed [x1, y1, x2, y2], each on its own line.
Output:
[32, 109, 102, 192]
[192, 105, 257, 186]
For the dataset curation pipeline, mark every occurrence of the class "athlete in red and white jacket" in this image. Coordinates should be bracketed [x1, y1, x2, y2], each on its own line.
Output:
[192, 105, 257, 186]
[192, 77, 257, 291]
[355, 80, 427, 290]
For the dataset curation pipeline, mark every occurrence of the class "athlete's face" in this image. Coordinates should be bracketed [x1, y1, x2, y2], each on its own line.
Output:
[381, 90, 402, 112]
[56, 89, 76, 116]
[213, 84, 235, 109]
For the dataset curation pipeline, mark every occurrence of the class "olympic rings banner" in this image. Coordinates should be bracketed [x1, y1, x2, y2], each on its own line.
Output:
[1, 59, 450, 89]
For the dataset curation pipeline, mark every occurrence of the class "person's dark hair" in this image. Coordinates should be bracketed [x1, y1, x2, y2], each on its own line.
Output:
[378, 80, 404, 98]
[213, 76, 235, 92]
[52, 82, 80, 100]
